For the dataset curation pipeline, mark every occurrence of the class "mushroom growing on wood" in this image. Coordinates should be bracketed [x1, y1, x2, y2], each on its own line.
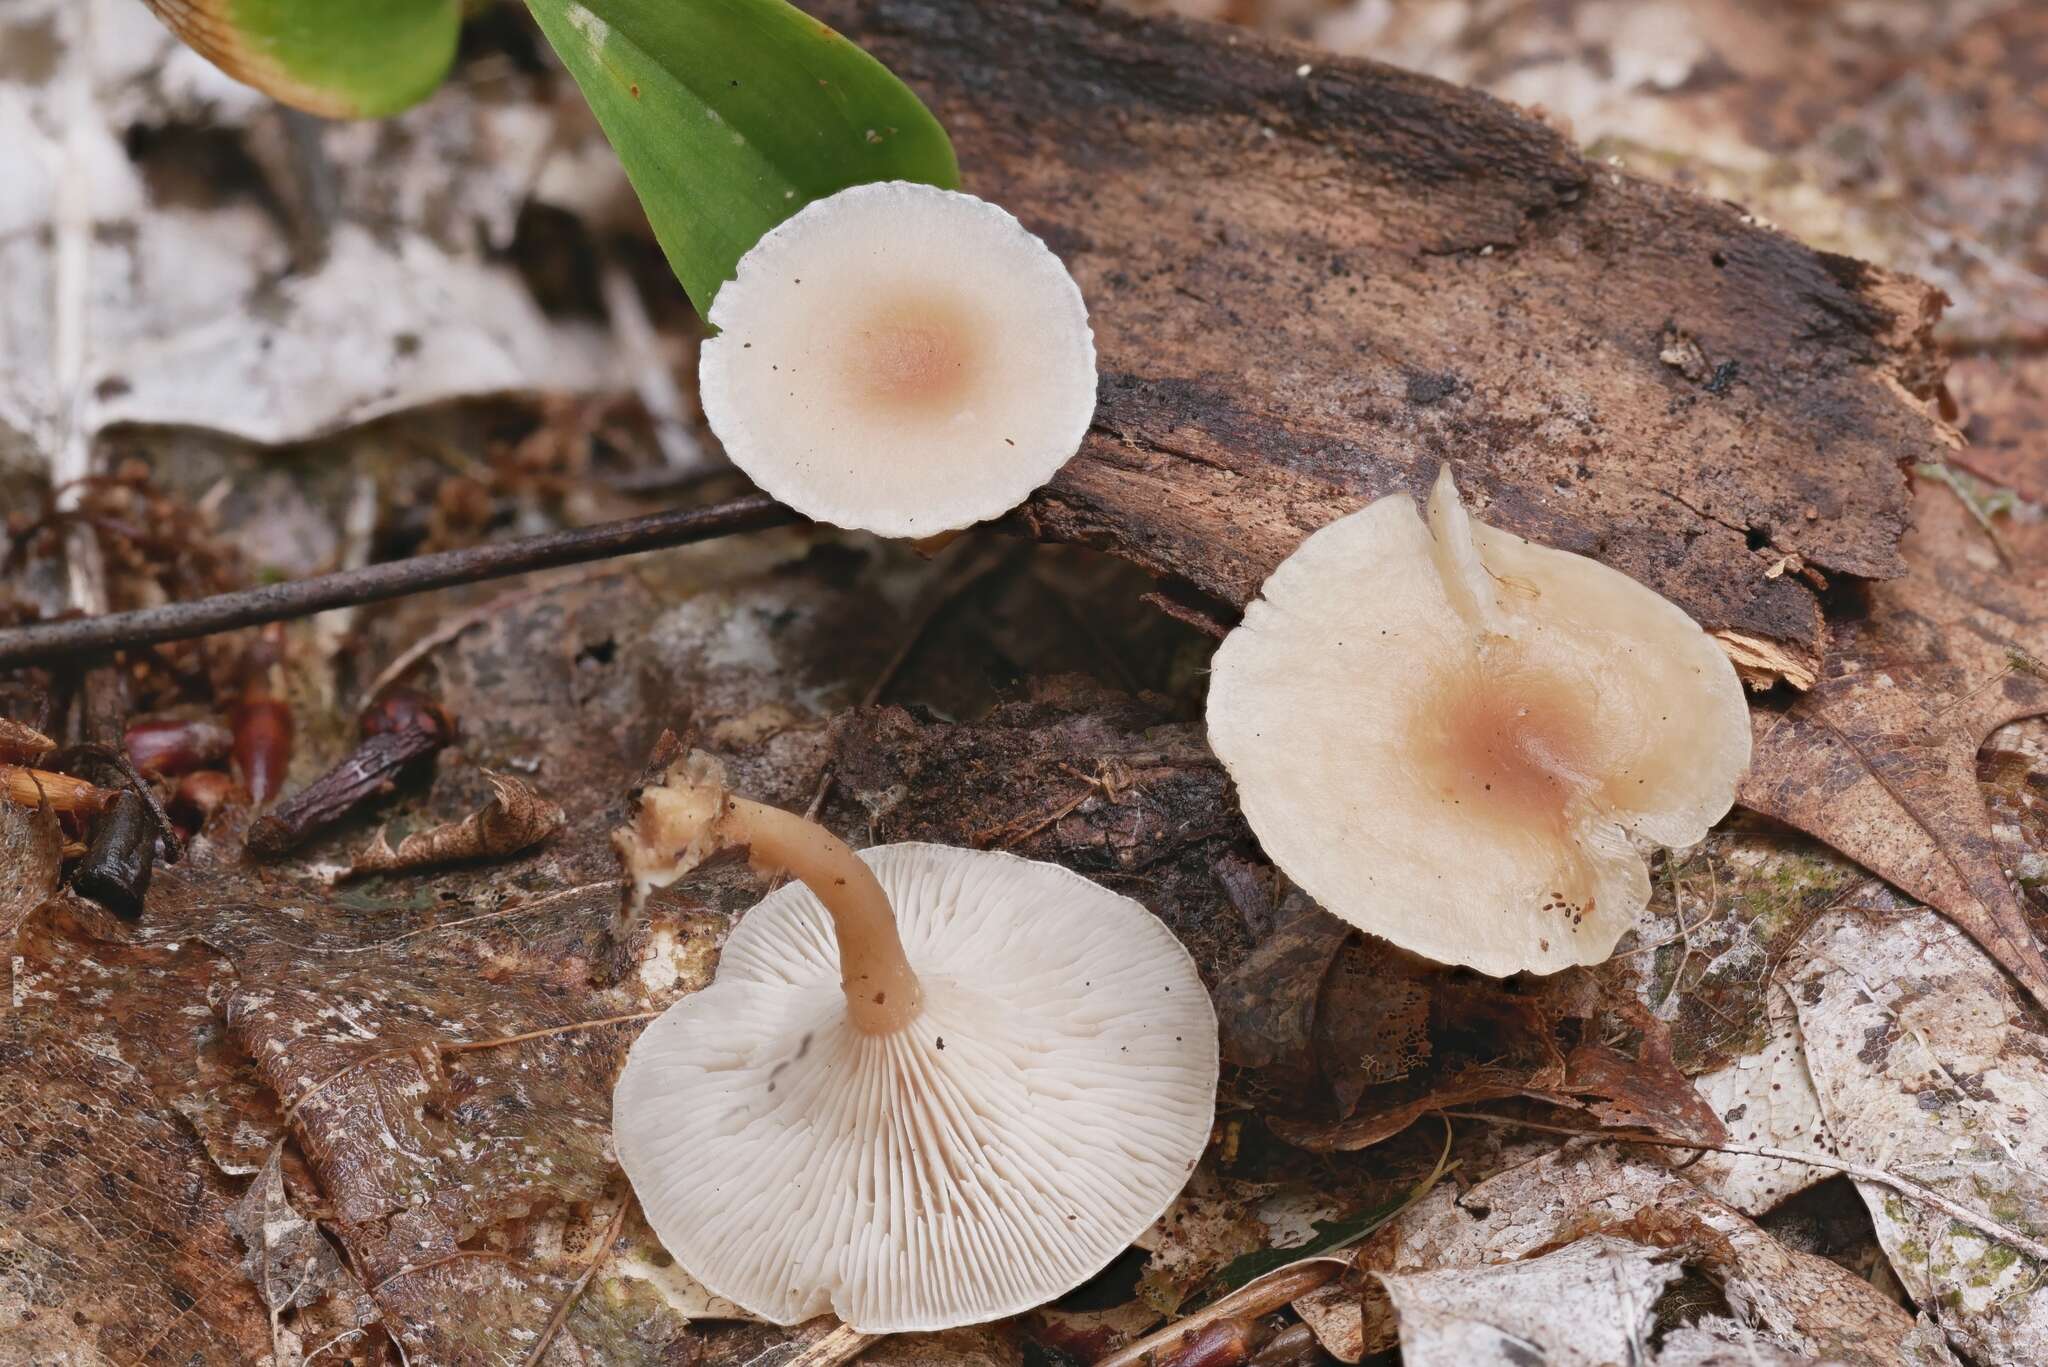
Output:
[698, 181, 1097, 536]
[611, 756, 1217, 1332]
[1206, 468, 1750, 977]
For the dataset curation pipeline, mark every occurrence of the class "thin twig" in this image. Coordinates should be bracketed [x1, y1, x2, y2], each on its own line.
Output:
[1438, 1110, 2048, 1263]
[762, 1323, 880, 1367]
[1094, 1261, 1343, 1367]
[521, 1198, 633, 1367]
[0, 495, 798, 668]
[437, 1010, 662, 1055]
[369, 1248, 518, 1296]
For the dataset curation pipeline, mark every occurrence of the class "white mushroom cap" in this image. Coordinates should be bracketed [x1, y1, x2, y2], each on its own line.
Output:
[1206, 468, 1750, 977]
[613, 842, 1217, 1333]
[698, 182, 1097, 536]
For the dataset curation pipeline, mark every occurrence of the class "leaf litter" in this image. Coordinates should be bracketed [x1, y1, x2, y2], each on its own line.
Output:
[5, 2, 2048, 1364]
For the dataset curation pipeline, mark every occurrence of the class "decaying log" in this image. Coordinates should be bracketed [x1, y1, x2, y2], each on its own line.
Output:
[818, 0, 1954, 681]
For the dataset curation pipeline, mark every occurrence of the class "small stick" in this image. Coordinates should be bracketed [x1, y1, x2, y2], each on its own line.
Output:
[246, 691, 454, 858]
[772, 1324, 880, 1367]
[0, 718, 55, 765]
[73, 789, 157, 919]
[1095, 1261, 1341, 1367]
[1, 763, 111, 814]
[1438, 1109, 2048, 1264]
[519, 1198, 634, 1367]
[0, 495, 798, 668]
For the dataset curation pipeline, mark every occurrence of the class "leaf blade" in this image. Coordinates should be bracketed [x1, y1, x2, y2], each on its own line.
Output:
[527, 0, 958, 315]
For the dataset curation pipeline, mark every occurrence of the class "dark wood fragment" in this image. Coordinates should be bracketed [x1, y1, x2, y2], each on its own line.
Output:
[817, 0, 1954, 677]
[246, 691, 455, 858]
[73, 789, 156, 919]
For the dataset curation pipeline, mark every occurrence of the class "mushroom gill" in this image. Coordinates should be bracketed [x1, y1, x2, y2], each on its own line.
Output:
[1206, 468, 1751, 976]
[609, 757, 1218, 1332]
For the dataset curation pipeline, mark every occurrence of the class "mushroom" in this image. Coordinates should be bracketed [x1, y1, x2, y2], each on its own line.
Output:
[1205, 468, 1750, 977]
[698, 181, 1097, 537]
[611, 756, 1217, 1332]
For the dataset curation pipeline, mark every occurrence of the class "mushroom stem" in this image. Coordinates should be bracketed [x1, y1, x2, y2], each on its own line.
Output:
[620, 755, 923, 1035]
[716, 794, 924, 1035]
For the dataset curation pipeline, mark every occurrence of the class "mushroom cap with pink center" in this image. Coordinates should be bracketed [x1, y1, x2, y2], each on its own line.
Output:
[612, 842, 1217, 1333]
[699, 182, 1097, 537]
[1206, 468, 1750, 976]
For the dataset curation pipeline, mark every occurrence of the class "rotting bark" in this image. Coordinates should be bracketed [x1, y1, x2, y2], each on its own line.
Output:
[814, 0, 1953, 681]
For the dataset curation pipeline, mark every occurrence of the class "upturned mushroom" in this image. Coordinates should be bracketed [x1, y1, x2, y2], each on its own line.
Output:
[611, 756, 1217, 1332]
[1206, 468, 1750, 977]
[698, 181, 1097, 537]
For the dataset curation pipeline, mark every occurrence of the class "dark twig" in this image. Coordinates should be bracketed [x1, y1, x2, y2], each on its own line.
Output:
[246, 691, 455, 858]
[519, 1198, 634, 1367]
[0, 495, 799, 668]
[74, 790, 157, 919]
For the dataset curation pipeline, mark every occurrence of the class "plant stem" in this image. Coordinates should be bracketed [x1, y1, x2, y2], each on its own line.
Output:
[0, 495, 798, 668]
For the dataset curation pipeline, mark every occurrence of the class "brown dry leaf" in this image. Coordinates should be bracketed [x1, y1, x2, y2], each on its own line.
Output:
[1358, 1145, 1957, 1364]
[1222, 908, 1723, 1150]
[226, 1141, 377, 1357]
[348, 769, 566, 876]
[0, 1015, 272, 1364]
[0, 715, 54, 764]
[11, 895, 284, 1176]
[1661, 982, 1834, 1215]
[1783, 907, 2048, 1365]
[1952, 351, 2048, 506]
[0, 781, 58, 937]
[1739, 476, 2048, 1007]
[819, 0, 1952, 679]
[1374, 1234, 1680, 1366]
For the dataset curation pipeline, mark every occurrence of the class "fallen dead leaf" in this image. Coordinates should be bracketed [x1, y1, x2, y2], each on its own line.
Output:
[1784, 906, 2048, 1365]
[226, 1141, 377, 1362]
[0, 0, 619, 471]
[1740, 474, 2048, 1007]
[1222, 905, 1724, 1151]
[1663, 981, 1834, 1214]
[0, 715, 53, 764]
[347, 769, 566, 876]
[11, 895, 283, 1177]
[1374, 1233, 1680, 1367]
[0, 1015, 272, 1363]
[1357, 1145, 1957, 1364]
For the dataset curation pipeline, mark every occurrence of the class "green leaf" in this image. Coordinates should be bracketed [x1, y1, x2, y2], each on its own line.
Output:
[145, 0, 460, 118]
[525, 0, 959, 318]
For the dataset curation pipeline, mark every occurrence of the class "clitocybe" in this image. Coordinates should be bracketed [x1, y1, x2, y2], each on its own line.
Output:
[698, 181, 1098, 537]
[1206, 468, 1751, 977]
[611, 755, 1218, 1332]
